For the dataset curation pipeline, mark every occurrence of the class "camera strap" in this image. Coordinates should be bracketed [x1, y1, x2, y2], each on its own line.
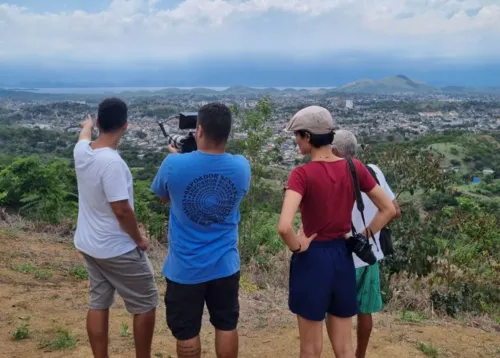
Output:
[346, 157, 375, 241]
[365, 164, 380, 186]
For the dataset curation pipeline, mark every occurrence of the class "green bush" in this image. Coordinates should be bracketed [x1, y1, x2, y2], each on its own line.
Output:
[239, 212, 285, 267]
[0, 157, 77, 224]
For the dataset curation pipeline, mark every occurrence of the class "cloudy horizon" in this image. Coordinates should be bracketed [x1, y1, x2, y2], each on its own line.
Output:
[1, 0, 499, 86]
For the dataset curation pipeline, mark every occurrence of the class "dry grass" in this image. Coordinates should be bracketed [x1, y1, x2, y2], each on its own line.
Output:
[0, 212, 75, 237]
[1, 213, 500, 357]
[386, 273, 433, 313]
[385, 272, 500, 334]
[246, 250, 290, 289]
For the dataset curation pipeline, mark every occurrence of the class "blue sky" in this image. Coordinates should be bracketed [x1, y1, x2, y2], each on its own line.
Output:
[0, 0, 500, 86]
[4, 0, 107, 13]
[6, 0, 183, 13]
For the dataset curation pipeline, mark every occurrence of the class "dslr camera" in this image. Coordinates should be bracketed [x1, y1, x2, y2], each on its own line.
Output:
[158, 112, 198, 153]
[346, 232, 377, 265]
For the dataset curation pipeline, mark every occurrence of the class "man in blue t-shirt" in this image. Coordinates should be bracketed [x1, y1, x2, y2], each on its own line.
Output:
[151, 102, 250, 358]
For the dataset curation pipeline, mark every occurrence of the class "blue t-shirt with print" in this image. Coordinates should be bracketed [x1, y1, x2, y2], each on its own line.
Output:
[151, 151, 251, 284]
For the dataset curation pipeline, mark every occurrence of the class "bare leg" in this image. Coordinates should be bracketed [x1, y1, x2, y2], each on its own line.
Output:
[326, 313, 355, 358]
[133, 308, 156, 358]
[215, 329, 238, 358]
[355, 313, 372, 358]
[87, 309, 109, 358]
[177, 336, 201, 358]
[297, 315, 323, 358]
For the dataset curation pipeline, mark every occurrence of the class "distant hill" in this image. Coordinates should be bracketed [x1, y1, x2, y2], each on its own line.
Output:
[335, 75, 500, 94]
[338, 75, 437, 94]
[1, 76, 500, 99]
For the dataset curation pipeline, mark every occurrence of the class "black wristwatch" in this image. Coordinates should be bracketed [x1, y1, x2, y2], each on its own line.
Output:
[291, 243, 301, 253]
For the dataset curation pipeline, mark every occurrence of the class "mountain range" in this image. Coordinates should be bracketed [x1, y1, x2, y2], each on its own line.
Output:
[1, 75, 500, 98]
[338, 75, 500, 94]
[340, 75, 433, 93]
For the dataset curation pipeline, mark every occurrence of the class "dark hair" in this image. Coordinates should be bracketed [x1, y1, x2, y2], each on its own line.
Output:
[296, 130, 334, 148]
[197, 102, 232, 144]
[97, 98, 128, 133]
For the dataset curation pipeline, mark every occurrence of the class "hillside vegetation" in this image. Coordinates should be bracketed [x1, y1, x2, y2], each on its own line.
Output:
[0, 97, 499, 356]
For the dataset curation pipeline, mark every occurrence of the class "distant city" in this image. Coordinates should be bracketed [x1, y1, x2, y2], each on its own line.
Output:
[1, 74, 499, 169]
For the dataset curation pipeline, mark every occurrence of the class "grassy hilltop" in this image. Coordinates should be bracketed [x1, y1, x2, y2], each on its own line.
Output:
[0, 97, 499, 356]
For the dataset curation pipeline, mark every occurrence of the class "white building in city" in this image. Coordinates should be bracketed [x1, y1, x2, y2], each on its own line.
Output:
[346, 100, 354, 109]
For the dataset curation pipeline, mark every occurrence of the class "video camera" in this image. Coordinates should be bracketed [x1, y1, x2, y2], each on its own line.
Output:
[158, 112, 198, 153]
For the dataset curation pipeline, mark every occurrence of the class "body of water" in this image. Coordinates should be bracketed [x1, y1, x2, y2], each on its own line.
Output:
[9, 86, 334, 94]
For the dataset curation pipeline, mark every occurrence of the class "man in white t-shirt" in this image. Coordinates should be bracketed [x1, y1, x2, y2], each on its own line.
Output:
[331, 130, 401, 358]
[74, 98, 158, 358]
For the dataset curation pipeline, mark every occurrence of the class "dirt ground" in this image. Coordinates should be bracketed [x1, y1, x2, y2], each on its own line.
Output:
[0, 231, 499, 358]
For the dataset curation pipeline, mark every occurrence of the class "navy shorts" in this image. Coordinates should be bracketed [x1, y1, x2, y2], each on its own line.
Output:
[289, 239, 357, 321]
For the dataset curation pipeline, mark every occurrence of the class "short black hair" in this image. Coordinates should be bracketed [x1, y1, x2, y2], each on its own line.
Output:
[197, 103, 232, 144]
[296, 130, 334, 148]
[97, 98, 128, 133]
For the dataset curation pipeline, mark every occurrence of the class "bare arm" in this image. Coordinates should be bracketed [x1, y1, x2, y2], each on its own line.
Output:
[100, 159, 149, 250]
[278, 190, 302, 251]
[79, 114, 93, 141]
[277, 190, 316, 252]
[392, 199, 402, 219]
[110, 200, 143, 245]
[363, 185, 397, 236]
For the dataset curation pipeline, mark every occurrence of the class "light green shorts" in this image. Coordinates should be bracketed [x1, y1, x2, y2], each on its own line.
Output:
[356, 261, 383, 314]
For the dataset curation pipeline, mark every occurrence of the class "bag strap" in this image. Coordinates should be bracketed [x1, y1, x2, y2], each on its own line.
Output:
[346, 158, 378, 249]
[365, 164, 380, 185]
[346, 157, 367, 234]
[365, 165, 390, 232]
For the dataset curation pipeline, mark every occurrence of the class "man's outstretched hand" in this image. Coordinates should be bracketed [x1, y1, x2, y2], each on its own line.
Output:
[79, 114, 94, 141]
[80, 114, 94, 129]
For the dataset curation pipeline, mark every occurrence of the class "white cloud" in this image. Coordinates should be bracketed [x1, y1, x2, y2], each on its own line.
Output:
[0, 0, 499, 63]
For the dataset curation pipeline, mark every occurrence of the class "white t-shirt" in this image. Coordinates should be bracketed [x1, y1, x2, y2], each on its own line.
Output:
[352, 164, 396, 268]
[73, 139, 136, 259]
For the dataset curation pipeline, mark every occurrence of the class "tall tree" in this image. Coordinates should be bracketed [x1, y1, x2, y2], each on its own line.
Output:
[230, 96, 285, 261]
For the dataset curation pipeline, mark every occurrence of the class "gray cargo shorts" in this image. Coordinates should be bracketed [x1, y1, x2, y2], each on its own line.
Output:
[81, 248, 159, 314]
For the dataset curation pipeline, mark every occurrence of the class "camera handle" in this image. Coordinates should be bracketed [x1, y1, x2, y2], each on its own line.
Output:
[158, 114, 183, 138]
[158, 122, 169, 138]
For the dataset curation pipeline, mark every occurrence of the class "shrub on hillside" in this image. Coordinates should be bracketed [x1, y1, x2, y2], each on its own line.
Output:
[0, 157, 77, 224]
[384, 196, 500, 317]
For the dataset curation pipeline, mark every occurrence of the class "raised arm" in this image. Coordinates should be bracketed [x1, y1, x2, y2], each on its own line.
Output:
[79, 114, 94, 142]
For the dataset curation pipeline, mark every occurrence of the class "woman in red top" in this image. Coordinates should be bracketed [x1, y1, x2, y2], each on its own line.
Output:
[277, 106, 395, 358]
